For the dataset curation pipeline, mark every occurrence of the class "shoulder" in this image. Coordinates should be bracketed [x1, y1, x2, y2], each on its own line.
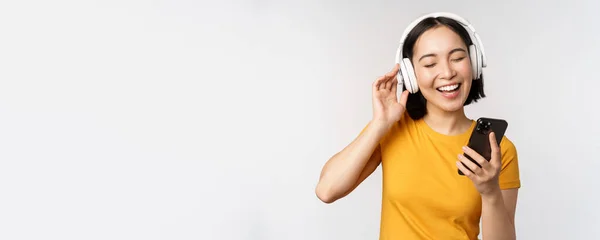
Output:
[397, 111, 418, 131]
[499, 135, 518, 161]
[358, 112, 417, 145]
[387, 111, 417, 136]
[371, 112, 416, 147]
[497, 135, 521, 189]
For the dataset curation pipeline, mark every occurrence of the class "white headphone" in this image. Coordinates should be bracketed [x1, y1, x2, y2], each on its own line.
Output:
[395, 12, 487, 93]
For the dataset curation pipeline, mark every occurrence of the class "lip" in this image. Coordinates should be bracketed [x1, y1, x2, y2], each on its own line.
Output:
[439, 86, 461, 99]
[436, 82, 461, 89]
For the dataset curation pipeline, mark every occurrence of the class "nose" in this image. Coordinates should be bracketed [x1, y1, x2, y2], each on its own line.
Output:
[439, 60, 456, 80]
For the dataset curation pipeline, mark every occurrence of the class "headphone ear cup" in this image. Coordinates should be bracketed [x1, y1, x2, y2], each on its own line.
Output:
[396, 70, 404, 87]
[469, 44, 480, 79]
[401, 58, 418, 93]
[399, 58, 409, 92]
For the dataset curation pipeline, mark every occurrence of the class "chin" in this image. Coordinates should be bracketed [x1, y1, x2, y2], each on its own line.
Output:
[426, 85, 469, 112]
[437, 102, 465, 112]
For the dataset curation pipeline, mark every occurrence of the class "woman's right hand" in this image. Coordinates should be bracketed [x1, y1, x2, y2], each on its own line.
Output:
[372, 64, 409, 128]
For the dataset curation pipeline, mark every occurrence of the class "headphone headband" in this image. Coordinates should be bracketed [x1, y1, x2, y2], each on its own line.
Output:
[395, 12, 486, 67]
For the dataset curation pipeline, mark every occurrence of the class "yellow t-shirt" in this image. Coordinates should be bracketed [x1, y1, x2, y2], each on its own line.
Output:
[372, 113, 521, 240]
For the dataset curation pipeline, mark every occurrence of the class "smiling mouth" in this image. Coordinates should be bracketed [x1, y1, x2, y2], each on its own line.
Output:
[436, 83, 461, 93]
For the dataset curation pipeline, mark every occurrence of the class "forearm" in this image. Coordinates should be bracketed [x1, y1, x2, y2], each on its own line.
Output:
[481, 189, 516, 240]
[316, 120, 389, 200]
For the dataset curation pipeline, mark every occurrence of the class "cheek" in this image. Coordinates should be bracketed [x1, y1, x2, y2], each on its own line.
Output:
[462, 81, 473, 93]
[456, 61, 473, 78]
[414, 68, 436, 88]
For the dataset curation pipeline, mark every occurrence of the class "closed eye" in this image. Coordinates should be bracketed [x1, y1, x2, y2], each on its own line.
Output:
[452, 57, 466, 62]
[423, 56, 465, 68]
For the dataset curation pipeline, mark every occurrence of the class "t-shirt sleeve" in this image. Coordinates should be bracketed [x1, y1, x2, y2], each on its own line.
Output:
[498, 136, 521, 189]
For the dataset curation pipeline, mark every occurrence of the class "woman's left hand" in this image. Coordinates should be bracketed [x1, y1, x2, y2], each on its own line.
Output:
[456, 132, 502, 196]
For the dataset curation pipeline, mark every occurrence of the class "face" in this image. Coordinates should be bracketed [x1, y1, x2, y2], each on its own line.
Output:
[411, 25, 473, 113]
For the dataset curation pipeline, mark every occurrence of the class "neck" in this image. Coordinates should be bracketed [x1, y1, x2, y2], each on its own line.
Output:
[423, 103, 472, 136]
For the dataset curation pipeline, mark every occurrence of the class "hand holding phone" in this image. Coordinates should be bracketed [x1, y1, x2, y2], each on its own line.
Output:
[458, 118, 508, 175]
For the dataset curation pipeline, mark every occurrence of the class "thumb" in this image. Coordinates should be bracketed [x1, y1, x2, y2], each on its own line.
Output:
[489, 132, 502, 166]
[398, 90, 409, 106]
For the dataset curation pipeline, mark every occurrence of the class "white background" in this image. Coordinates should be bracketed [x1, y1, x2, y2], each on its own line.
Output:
[1, 0, 598, 239]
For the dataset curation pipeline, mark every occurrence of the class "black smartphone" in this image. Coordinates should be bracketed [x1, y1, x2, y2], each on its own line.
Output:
[458, 117, 508, 175]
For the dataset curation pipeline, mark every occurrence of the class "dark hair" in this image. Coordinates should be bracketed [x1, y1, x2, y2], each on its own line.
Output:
[401, 16, 486, 120]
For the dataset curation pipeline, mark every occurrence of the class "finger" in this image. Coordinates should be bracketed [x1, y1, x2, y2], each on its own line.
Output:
[385, 75, 395, 90]
[373, 76, 386, 91]
[456, 160, 478, 181]
[391, 77, 398, 94]
[387, 63, 400, 77]
[398, 90, 409, 107]
[489, 132, 502, 167]
[489, 132, 500, 154]
[462, 146, 489, 169]
[382, 64, 399, 83]
[383, 64, 400, 87]
[458, 154, 483, 176]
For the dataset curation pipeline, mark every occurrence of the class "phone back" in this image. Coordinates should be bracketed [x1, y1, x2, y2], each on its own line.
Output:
[458, 117, 508, 175]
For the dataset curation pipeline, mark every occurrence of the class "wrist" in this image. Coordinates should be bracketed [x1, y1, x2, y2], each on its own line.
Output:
[369, 119, 393, 135]
[481, 186, 503, 204]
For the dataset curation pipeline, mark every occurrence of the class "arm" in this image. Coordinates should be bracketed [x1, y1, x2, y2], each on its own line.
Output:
[481, 188, 519, 240]
[315, 120, 389, 203]
[457, 132, 520, 240]
[316, 63, 408, 204]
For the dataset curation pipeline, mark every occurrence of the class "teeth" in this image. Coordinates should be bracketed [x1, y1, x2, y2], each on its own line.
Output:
[437, 84, 459, 92]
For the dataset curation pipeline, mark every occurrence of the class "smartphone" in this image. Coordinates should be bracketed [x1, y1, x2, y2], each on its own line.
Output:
[458, 117, 508, 175]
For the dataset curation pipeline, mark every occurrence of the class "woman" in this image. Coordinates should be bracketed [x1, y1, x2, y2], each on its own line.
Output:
[315, 13, 520, 240]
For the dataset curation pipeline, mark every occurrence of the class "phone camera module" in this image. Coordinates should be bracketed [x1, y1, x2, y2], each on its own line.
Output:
[476, 120, 491, 133]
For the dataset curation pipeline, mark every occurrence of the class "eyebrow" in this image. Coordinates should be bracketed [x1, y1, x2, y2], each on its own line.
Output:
[418, 48, 467, 62]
